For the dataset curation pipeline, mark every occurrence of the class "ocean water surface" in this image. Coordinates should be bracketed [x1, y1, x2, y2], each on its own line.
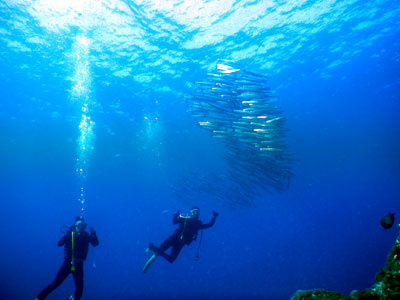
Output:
[0, 0, 399, 299]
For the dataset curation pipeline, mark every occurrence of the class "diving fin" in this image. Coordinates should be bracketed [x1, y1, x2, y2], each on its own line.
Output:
[143, 254, 157, 273]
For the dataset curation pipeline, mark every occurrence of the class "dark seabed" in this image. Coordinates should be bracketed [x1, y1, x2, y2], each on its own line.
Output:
[0, 1, 399, 299]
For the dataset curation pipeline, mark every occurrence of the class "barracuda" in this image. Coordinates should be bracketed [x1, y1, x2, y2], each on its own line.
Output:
[186, 62, 292, 205]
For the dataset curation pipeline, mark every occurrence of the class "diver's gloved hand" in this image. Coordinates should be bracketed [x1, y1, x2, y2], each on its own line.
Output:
[90, 226, 96, 235]
[213, 210, 219, 218]
[173, 210, 180, 217]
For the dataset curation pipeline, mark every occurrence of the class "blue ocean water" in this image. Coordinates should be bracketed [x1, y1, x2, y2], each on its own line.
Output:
[0, 0, 399, 299]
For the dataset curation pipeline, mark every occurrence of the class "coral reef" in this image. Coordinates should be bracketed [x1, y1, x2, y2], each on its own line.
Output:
[291, 224, 400, 300]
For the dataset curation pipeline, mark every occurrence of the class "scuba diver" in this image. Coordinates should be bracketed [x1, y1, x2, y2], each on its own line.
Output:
[35, 216, 99, 300]
[143, 206, 218, 273]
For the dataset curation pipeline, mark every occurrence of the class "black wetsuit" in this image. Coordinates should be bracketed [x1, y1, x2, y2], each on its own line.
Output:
[37, 228, 99, 300]
[152, 213, 216, 263]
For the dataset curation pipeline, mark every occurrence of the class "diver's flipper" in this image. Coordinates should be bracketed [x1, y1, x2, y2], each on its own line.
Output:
[143, 254, 157, 273]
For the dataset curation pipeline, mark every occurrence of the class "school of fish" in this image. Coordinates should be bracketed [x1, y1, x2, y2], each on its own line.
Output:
[182, 62, 293, 206]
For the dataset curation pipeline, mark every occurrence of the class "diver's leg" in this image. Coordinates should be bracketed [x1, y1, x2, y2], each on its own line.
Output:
[149, 234, 174, 254]
[72, 262, 84, 300]
[36, 261, 70, 300]
[169, 244, 184, 263]
[159, 241, 183, 263]
[149, 235, 177, 262]
[156, 250, 175, 263]
[144, 235, 175, 272]
[158, 235, 175, 252]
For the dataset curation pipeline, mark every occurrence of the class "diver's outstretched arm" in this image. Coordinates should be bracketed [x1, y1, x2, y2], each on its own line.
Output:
[200, 211, 219, 229]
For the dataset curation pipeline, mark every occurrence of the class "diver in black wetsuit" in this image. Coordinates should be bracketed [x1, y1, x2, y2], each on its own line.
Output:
[148, 206, 218, 264]
[35, 216, 99, 300]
